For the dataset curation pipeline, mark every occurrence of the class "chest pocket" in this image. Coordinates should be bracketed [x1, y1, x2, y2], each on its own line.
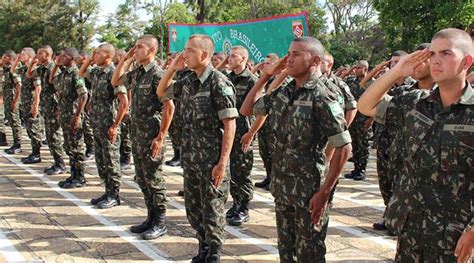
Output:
[193, 90, 212, 119]
[137, 82, 152, 95]
[405, 109, 434, 157]
[94, 79, 111, 99]
[289, 100, 313, 137]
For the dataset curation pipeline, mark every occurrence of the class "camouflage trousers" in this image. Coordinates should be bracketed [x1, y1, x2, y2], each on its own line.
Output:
[120, 117, 132, 160]
[230, 130, 254, 204]
[348, 122, 370, 172]
[376, 147, 393, 206]
[168, 115, 181, 153]
[93, 126, 121, 191]
[43, 116, 65, 164]
[275, 202, 329, 263]
[24, 113, 45, 151]
[83, 112, 94, 151]
[3, 90, 22, 143]
[131, 120, 167, 210]
[60, 115, 85, 171]
[396, 213, 458, 263]
[257, 125, 275, 180]
[0, 98, 5, 133]
[183, 159, 229, 251]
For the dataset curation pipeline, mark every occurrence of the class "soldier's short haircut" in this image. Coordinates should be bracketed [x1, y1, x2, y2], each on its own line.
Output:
[39, 45, 53, 55]
[189, 34, 215, 58]
[22, 47, 35, 57]
[214, 52, 225, 57]
[391, 50, 408, 57]
[231, 45, 249, 61]
[416, 43, 431, 51]
[292, 36, 325, 58]
[138, 34, 158, 50]
[3, 50, 16, 57]
[265, 53, 279, 63]
[63, 48, 80, 59]
[432, 28, 473, 55]
[98, 43, 116, 57]
[115, 49, 126, 56]
[357, 60, 369, 68]
[324, 52, 334, 63]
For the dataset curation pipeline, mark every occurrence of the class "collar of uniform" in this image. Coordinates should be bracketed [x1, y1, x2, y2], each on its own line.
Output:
[300, 73, 321, 90]
[198, 63, 213, 84]
[142, 61, 157, 72]
[101, 63, 115, 74]
[64, 65, 78, 74]
[427, 81, 473, 105]
[230, 67, 251, 78]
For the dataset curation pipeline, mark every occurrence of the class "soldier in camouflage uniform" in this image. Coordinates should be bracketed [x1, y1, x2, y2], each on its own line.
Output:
[112, 35, 174, 240]
[158, 34, 238, 263]
[80, 43, 129, 209]
[11, 48, 45, 164]
[221, 46, 257, 226]
[359, 28, 473, 262]
[0, 60, 8, 146]
[2, 50, 23, 154]
[50, 48, 88, 188]
[77, 50, 95, 159]
[29, 45, 66, 175]
[113, 49, 133, 169]
[241, 37, 352, 262]
[344, 60, 372, 181]
[164, 52, 182, 167]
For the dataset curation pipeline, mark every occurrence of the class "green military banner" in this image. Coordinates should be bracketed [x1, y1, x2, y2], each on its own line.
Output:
[168, 12, 310, 63]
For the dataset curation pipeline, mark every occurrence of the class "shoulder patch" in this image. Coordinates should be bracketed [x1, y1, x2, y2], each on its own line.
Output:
[75, 78, 85, 86]
[328, 101, 344, 117]
[219, 81, 234, 96]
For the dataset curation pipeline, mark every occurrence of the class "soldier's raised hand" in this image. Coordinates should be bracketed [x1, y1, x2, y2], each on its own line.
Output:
[266, 55, 288, 76]
[168, 52, 185, 71]
[392, 49, 431, 78]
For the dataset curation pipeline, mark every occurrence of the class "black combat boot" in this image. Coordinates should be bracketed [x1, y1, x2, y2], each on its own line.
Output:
[254, 176, 270, 189]
[22, 146, 41, 164]
[165, 149, 180, 167]
[47, 159, 67, 175]
[227, 201, 250, 226]
[60, 169, 86, 188]
[58, 167, 75, 187]
[4, 140, 21, 154]
[205, 246, 221, 263]
[344, 170, 356, 179]
[0, 132, 8, 146]
[353, 170, 366, 181]
[90, 190, 109, 205]
[130, 207, 155, 233]
[120, 154, 131, 170]
[226, 200, 240, 220]
[97, 187, 120, 209]
[191, 243, 209, 263]
[141, 208, 167, 240]
[85, 146, 94, 159]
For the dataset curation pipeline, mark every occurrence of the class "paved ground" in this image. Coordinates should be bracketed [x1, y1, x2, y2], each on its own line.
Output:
[0, 127, 397, 262]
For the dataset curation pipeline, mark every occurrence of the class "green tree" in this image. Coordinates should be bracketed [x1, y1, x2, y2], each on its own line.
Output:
[373, 0, 474, 52]
[97, 4, 146, 49]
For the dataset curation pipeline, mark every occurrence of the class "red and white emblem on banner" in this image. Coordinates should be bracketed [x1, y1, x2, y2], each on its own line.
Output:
[292, 20, 304, 38]
[171, 28, 178, 42]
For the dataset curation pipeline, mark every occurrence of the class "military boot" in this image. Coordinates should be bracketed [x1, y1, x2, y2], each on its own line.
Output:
[130, 207, 155, 233]
[22, 146, 41, 164]
[90, 190, 109, 205]
[4, 140, 21, 154]
[61, 169, 86, 188]
[205, 246, 221, 263]
[58, 167, 75, 187]
[226, 200, 240, 220]
[165, 149, 180, 167]
[141, 208, 167, 240]
[191, 243, 209, 263]
[227, 201, 250, 226]
[254, 176, 270, 189]
[97, 187, 120, 209]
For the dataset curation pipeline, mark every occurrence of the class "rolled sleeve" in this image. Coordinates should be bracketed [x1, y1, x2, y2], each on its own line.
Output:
[120, 72, 130, 88]
[345, 100, 357, 111]
[374, 94, 393, 125]
[163, 83, 175, 100]
[218, 108, 238, 120]
[328, 130, 352, 148]
[113, 85, 127, 95]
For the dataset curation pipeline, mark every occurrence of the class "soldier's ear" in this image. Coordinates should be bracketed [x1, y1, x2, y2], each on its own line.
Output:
[311, 54, 321, 67]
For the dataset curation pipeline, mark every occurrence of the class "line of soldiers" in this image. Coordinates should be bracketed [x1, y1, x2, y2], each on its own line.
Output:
[0, 27, 472, 263]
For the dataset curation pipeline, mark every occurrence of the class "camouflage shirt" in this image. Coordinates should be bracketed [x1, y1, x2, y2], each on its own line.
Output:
[52, 65, 88, 118]
[32, 61, 59, 119]
[253, 73, 351, 208]
[375, 82, 473, 251]
[346, 76, 370, 123]
[328, 72, 357, 111]
[1, 65, 15, 94]
[13, 64, 35, 111]
[165, 63, 238, 165]
[226, 67, 258, 132]
[84, 63, 127, 128]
